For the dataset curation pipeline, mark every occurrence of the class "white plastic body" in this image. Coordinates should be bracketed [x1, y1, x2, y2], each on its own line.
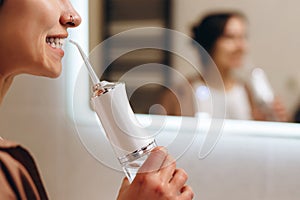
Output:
[70, 41, 156, 181]
[250, 68, 275, 105]
[249, 68, 278, 120]
[91, 82, 155, 160]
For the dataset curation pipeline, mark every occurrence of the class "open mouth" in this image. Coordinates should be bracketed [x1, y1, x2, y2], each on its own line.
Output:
[46, 37, 65, 49]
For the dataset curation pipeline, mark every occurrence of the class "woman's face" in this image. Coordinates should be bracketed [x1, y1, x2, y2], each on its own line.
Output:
[0, 0, 81, 78]
[212, 16, 248, 71]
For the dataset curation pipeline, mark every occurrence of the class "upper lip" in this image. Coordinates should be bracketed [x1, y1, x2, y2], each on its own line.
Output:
[46, 33, 68, 39]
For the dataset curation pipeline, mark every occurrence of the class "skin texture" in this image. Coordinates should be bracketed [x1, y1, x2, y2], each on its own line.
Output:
[0, 0, 81, 103]
[0, 1, 194, 199]
[0, 0, 81, 78]
[117, 147, 194, 200]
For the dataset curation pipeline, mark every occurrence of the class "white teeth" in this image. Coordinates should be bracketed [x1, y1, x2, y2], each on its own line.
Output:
[46, 37, 65, 49]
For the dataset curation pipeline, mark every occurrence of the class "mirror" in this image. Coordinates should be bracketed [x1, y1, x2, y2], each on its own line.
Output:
[88, 0, 300, 123]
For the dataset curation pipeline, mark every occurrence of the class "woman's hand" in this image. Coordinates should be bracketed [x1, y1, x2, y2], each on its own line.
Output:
[252, 97, 289, 122]
[117, 147, 194, 200]
[271, 97, 289, 122]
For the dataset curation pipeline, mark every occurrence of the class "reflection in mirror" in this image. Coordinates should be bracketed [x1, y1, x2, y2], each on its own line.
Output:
[89, 0, 300, 123]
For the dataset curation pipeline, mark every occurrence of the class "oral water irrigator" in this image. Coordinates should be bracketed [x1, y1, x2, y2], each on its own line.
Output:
[250, 67, 277, 121]
[70, 40, 157, 182]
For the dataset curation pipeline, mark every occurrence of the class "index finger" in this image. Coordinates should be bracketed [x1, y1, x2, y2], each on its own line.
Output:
[137, 146, 168, 174]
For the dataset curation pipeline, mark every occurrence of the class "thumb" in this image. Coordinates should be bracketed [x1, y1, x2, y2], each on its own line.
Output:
[117, 177, 130, 200]
[119, 177, 130, 192]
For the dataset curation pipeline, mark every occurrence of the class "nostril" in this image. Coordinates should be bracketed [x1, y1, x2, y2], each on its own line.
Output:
[60, 12, 81, 27]
[66, 15, 76, 26]
[66, 22, 76, 26]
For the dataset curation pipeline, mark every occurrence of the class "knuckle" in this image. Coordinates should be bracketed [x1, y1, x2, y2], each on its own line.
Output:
[187, 187, 194, 199]
[168, 158, 176, 169]
[138, 173, 160, 188]
[153, 183, 166, 197]
[139, 174, 151, 185]
[177, 169, 188, 181]
[184, 186, 194, 200]
[163, 154, 176, 168]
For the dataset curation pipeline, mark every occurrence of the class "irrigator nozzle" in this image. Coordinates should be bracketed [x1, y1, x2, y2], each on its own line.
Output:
[69, 39, 102, 87]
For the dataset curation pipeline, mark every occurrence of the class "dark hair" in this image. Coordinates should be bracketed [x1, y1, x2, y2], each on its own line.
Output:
[192, 11, 246, 57]
[0, 0, 3, 6]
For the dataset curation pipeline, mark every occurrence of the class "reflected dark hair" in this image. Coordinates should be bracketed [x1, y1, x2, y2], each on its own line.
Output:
[192, 11, 246, 57]
[0, 0, 3, 6]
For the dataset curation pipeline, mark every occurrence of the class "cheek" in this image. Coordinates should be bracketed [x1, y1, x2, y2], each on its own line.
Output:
[18, 23, 59, 75]
[213, 45, 231, 64]
[217, 42, 239, 58]
[16, 31, 44, 67]
[11, 31, 59, 77]
[213, 46, 242, 70]
[5, 32, 37, 68]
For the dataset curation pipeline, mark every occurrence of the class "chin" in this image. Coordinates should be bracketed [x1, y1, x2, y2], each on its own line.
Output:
[38, 65, 62, 78]
[230, 61, 243, 69]
[232, 65, 242, 69]
[47, 72, 61, 79]
[47, 69, 62, 78]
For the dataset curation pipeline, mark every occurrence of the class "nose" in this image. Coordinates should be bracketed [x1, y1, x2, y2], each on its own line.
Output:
[60, 5, 82, 28]
[235, 36, 247, 52]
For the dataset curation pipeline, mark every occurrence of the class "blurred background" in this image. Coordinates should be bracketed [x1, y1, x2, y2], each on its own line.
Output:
[89, 0, 300, 121]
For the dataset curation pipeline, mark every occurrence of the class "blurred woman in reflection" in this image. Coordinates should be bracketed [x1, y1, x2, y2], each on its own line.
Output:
[159, 11, 288, 121]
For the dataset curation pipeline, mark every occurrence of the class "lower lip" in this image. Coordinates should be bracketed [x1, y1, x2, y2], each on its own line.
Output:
[47, 44, 65, 57]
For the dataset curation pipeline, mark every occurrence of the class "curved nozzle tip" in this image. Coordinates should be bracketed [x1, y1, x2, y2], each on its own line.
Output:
[69, 39, 101, 86]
